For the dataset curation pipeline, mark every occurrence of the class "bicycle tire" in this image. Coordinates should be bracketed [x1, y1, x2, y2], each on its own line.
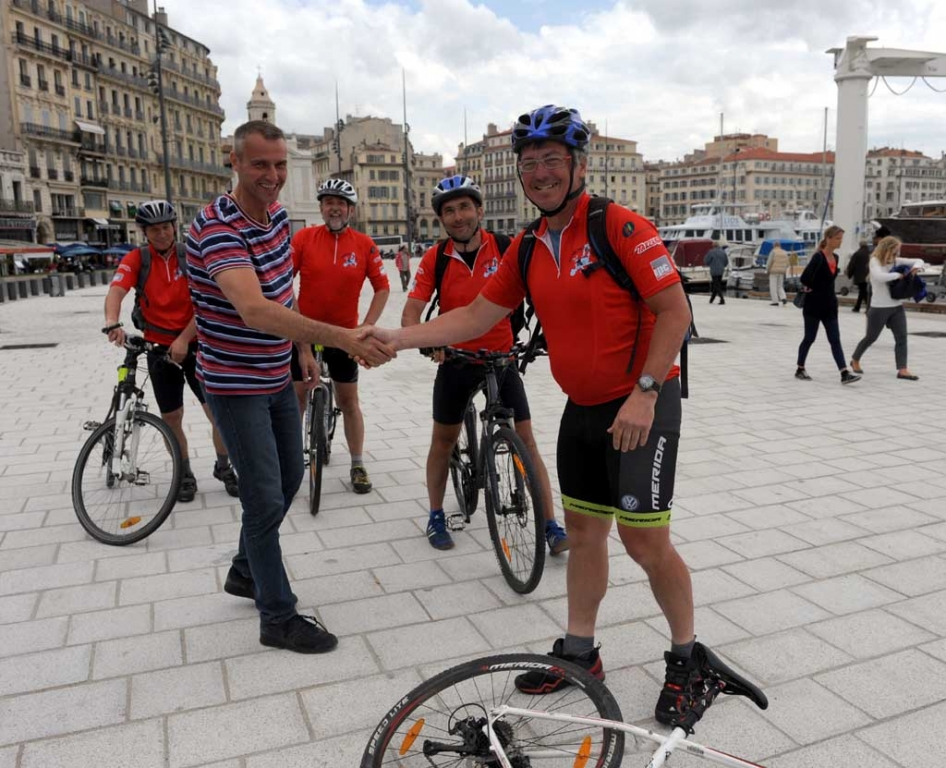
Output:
[449, 402, 479, 519]
[307, 387, 327, 516]
[484, 426, 545, 594]
[361, 653, 624, 768]
[323, 383, 335, 466]
[72, 411, 182, 545]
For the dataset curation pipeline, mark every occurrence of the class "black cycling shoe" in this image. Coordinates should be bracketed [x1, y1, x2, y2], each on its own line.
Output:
[224, 566, 254, 600]
[213, 463, 240, 497]
[260, 614, 338, 654]
[177, 471, 197, 503]
[514, 638, 604, 694]
[656, 649, 708, 725]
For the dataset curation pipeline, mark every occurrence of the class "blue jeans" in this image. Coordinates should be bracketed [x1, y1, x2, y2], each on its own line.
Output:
[204, 382, 303, 625]
[797, 313, 847, 371]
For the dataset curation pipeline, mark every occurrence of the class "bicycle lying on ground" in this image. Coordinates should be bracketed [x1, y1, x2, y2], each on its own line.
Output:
[436, 344, 546, 594]
[362, 644, 770, 767]
[72, 334, 182, 545]
[303, 344, 340, 516]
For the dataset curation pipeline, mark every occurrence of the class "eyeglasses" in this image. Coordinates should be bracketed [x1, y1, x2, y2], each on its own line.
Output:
[517, 155, 571, 174]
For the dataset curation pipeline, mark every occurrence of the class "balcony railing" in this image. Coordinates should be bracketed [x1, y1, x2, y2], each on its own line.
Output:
[135, 110, 145, 121]
[62, 16, 98, 39]
[124, 107, 133, 119]
[20, 122, 79, 143]
[115, 146, 127, 156]
[157, 155, 232, 177]
[47, 168, 58, 180]
[37, 79, 49, 91]
[78, 138, 106, 154]
[80, 176, 109, 188]
[29, 166, 41, 178]
[108, 180, 147, 193]
[127, 148, 139, 159]
[54, 84, 65, 96]
[111, 103, 122, 116]
[19, 74, 31, 87]
[0, 199, 35, 214]
[159, 58, 221, 91]
[64, 170, 74, 182]
[9, 32, 71, 62]
[163, 87, 225, 117]
[104, 34, 140, 56]
[52, 207, 84, 218]
[97, 65, 149, 91]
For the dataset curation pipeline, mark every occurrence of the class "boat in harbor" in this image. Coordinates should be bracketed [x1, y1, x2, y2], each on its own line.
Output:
[875, 200, 946, 264]
[659, 204, 826, 247]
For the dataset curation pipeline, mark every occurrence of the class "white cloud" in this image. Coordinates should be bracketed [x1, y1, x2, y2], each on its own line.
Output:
[158, 0, 946, 164]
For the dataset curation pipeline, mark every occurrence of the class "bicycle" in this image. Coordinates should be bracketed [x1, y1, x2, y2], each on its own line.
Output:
[362, 645, 770, 767]
[439, 345, 546, 594]
[72, 334, 183, 545]
[303, 344, 340, 516]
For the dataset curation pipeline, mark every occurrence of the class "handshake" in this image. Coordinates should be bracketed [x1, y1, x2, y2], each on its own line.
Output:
[342, 325, 401, 369]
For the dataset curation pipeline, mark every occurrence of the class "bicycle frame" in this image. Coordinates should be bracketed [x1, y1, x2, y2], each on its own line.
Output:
[100, 343, 150, 484]
[487, 705, 766, 768]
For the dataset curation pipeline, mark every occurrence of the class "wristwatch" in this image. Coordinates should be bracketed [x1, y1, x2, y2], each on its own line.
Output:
[637, 375, 661, 395]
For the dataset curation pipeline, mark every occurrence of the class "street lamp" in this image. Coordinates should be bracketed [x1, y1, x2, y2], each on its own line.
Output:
[146, 24, 172, 205]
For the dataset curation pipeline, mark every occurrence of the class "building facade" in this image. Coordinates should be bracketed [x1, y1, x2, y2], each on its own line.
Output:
[864, 148, 946, 221]
[1, 0, 229, 245]
[0, 148, 35, 241]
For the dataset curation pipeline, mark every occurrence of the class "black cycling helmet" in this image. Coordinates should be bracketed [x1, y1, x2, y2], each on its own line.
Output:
[432, 175, 483, 217]
[135, 199, 176, 227]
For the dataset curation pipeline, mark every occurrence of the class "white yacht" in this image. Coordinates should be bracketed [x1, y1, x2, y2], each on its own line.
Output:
[659, 204, 798, 246]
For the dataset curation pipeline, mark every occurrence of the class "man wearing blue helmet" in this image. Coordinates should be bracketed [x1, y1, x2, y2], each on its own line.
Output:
[402, 175, 568, 554]
[363, 106, 703, 725]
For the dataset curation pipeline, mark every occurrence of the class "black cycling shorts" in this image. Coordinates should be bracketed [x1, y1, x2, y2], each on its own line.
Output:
[433, 357, 531, 425]
[147, 343, 205, 414]
[557, 378, 681, 528]
[290, 345, 358, 384]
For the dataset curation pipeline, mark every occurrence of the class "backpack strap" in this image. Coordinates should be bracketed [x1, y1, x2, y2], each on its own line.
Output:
[135, 246, 151, 305]
[423, 239, 451, 322]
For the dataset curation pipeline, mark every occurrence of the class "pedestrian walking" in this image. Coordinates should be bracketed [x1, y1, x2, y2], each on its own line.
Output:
[704, 242, 727, 304]
[395, 245, 411, 292]
[766, 242, 789, 305]
[850, 236, 925, 380]
[845, 238, 871, 312]
[794, 225, 861, 384]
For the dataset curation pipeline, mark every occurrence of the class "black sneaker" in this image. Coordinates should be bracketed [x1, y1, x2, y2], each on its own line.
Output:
[260, 614, 338, 654]
[178, 471, 197, 503]
[655, 648, 708, 725]
[794, 368, 812, 381]
[514, 638, 604, 694]
[840, 370, 861, 385]
[224, 566, 254, 599]
[213, 463, 240, 497]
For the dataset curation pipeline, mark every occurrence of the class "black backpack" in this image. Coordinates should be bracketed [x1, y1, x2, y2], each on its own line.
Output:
[130, 242, 189, 337]
[423, 232, 528, 337]
[517, 196, 697, 397]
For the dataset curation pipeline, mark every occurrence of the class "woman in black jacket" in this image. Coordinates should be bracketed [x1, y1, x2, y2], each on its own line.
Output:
[795, 225, 861, 384]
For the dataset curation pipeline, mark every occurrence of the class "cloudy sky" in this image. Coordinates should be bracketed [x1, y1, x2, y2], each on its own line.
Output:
[159, 0, 946, 164]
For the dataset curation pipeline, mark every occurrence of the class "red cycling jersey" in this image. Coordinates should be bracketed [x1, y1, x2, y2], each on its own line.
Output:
[109, 244, 192, 345]
[481, 194, 681, 406]
[409, 231, 513, 353]
[291, 225, 390, 328]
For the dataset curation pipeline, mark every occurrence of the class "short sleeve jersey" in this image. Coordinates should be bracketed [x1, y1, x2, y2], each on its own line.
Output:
[409, 231, 514, 353]
[186, 194, 294, 395]
[291, 225, 390, 328]
[481, 194, 681, 406]
[109, 244, 192, 345]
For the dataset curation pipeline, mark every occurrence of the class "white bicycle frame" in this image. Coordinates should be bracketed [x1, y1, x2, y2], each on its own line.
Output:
[487, 705, 766, 768]
[109, 392, 136, 481]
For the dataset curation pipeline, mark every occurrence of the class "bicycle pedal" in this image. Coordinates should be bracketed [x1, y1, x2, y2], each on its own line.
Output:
[82, 421, 102, 431]
[446, 514, 467, 532]
[134, 471, 151, 486]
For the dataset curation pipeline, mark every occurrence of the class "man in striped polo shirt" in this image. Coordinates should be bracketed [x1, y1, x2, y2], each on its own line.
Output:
[187, 120, 395, 654]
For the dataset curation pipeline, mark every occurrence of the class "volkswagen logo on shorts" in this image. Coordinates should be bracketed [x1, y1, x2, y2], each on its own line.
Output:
[620, 494, 640, 511]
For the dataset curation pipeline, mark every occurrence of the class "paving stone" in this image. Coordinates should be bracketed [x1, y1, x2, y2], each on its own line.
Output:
[759, 677, 872, 744]
[0, 746, 15, 768]
[780, 516, 869, 546]
[790, 573, 904, 615]
[0, 644, 91, 695]
[436, 549, 508, 582]
[859, 529, 946, 561]
[299, 668, 422, 739]
[0, 543, 57, 572]
[118, 568, 218, 605]
[414, 581, 504, 620]
[131, 661, 227, 719]
[0, 524, 87, 549]
[777, 541, 893, 579]
[0, 678, 127, 746]
[225, 635, 378, 700]
[725, 504, 813, 531]
[167, 694, 308, 768]
[0, 560, 93, 595]
[371, 559, 452, 592]
[767, 735, 899, 768]
[36, 580, 116, 618]
[715, 590, 831, 635]
[184, 617, 265, 663]
[468, 603, 564, 647]
[166, 543, 239, 572]
[19, 719, 165, 768]
[816, 648, 946, 718]
[885, 589, 946, 635]
[94, 551, 168, 581]
[153, 592, 256, 631]
[722, 557, 811, 591]
[144, 525, 214, 552]
[543, 580, 662, 628]
[92, 629, 183, 679]
[67, 603, 152, 644]
[0, 592, 36, 624]
[841, 505, 938, 533]
[289, 570, 385, 607]
[244, 729, 371, 768]
[367, 617, 491, 670]
[808, 608, 936, 659]
[675, 539, 745, 569]
[691, 567, 757, 605]
[720, 627, 853, 684]
[286, 542, 401, 578]
[319, 592, 429, 635]
[864, 555, 946, 597]
[0, 615, 67, 657]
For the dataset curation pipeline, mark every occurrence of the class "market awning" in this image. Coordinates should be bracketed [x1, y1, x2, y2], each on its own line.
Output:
[86, 217, 109, 227]
[74, 119, 105, 135]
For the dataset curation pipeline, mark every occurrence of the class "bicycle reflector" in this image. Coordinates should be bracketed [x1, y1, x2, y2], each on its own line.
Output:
[400, 719, 425, 756]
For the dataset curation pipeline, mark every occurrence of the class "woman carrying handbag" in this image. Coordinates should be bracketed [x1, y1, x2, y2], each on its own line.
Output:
[794, 225, 861, 384]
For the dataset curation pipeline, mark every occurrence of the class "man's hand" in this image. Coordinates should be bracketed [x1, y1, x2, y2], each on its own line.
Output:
[168, 337, 189, 364]
[607, 390, 657, 452]
[357, 325, 398, 348]
[342, 326, 396, 368]
[430, 348, 446, 364]
[106, 325, 126, 348]
[298, 346, 319, 389]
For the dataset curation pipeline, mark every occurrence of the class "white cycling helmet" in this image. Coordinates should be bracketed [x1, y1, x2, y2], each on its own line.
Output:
[317, 178, 357, 205]
[135, 199, 176, 227]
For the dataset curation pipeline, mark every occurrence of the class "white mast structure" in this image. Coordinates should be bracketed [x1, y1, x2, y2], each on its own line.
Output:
[829, 36, 946, 264]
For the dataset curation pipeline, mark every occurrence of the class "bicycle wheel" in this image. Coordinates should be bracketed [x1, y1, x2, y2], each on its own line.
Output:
[449, 401, 479, 519]
[72, 411, 182, 545]
[308, 387, 327, 516]
[361, 653, 624, 768]
[323, 383, 335, 466]
[484, 427, 545, 594]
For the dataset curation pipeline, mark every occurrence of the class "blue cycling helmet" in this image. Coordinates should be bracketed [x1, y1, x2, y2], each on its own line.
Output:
[432, 175, 483, 216]
[511, 105, 590, 154]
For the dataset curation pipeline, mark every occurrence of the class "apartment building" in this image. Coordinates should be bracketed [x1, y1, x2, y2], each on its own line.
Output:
[864, 148, 946, 220]
[1, 0, 229, 245]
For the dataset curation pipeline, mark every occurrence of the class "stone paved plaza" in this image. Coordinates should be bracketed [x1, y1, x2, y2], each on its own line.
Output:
[2, 266, 946, 767]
